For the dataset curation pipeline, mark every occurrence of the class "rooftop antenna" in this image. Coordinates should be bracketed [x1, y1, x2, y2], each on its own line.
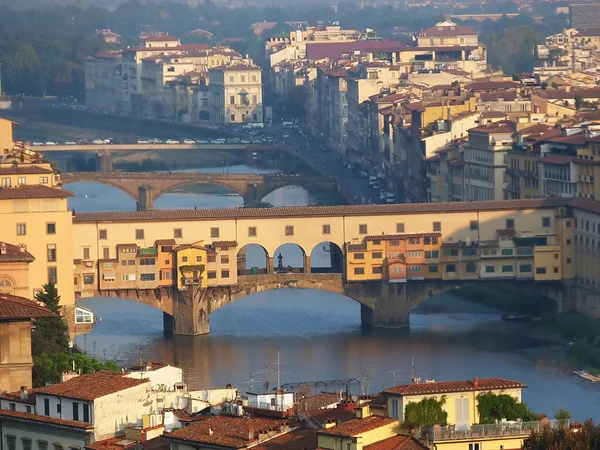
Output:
[361, 365, 373, 395]
[386, 369, 404, 387]
[243, 371, 264, 392]
[268, 347, 288, 390]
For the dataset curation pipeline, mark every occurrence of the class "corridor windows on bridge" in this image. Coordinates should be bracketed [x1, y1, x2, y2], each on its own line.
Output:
[211, 227, 220, 238]
[207, 254, 216, 263]
[208, 271, 217, 279]
[429, 265, 439, 273]
[372, 266, 383, 274]
[221, 255, 230, 264]
[396, 223, 405, 233]
[322, 224, 331, 235]
[502, 265, 514, 273]
[285, 226, 294, 236]
[359, 224, 368, 235]
[174, 228, 183, 239]
[248, 227, 257, 237]
[353, 253, 365, 260]
[135, 229, 145, 240]
[543, 216, 551, 227]
[354, 267, 365, 275]
[485, 266, 495, 273]
[221, 270, 230, 278]
[99, 229, 107, 240]
[433, 221, 441, 232]
[372, 252, 383, 259]
[423, 236, 438, 245]
[39, 176, 49, 184]
[466, 263, 476, 273]
[46, 222, 56, 235]
[47, 244, 57, 262]
[469, 220, 478, 231]
[446, 264, 456, 273]
[196, 255, 203, 262]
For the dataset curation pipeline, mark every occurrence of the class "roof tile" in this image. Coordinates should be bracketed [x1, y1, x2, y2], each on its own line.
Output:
[0, 409, 93, 430]
[383, 378, 526, 396]
[34, 371, 149, 401]
[0, 294, 55, 320]
[0, 242, 35, 262]
[318, 416, 397, 437]
[364, 435, 428, 450]
[0, 185, 73, 199]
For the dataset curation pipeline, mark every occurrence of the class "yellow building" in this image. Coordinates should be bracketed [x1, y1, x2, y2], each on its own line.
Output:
[0, 294, 55, 391]
[0, 242, 35, 297]
[0, 161, 75, 309]
[0, 118, 16, 154]
[175, 241, 211, 290]
[575, 140, 600, 200]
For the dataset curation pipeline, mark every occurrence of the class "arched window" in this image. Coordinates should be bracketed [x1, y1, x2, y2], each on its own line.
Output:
[0, 278, 14, 293]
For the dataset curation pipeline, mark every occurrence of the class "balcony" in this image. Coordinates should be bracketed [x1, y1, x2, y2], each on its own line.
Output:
[421, 419, 562, 442]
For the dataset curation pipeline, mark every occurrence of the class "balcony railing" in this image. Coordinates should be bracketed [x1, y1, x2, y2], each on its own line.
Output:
[421, 419, 563, 442]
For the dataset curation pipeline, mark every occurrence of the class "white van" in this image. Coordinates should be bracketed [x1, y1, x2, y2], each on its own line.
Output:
[386, 193, 395, 203]
[368, 176, 377, 187]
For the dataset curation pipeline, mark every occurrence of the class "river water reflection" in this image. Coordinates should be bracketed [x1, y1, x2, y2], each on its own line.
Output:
[66, 165, 600, 421]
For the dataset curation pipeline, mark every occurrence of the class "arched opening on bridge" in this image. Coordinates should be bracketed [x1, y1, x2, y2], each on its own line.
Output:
[273, 243, 307, 274]
[237, 244, 269, 276]
[66, 182, 137, 212]
[262, 186, 313, 207]
[309, 242, 344, 274]
[154, 183, 244, 210]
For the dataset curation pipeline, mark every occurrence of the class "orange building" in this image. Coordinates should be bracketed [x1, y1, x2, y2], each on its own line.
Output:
[155, 239, 176, 287]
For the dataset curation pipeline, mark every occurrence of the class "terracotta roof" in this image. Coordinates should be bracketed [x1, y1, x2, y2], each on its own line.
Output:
[481, 111, 507, 119]
[211, 240, 238, 248]
[155, 239, 177, 246]
[0, 294, 55, 320]
[301, 405, 356, 425]
[0, 166, 53, 175]
[0, 409, 94, 430]
[34, 371, 149, 401]
[296, 393, 341, 412]
[73, 198, 572, 223]
[305, 40, 406, 60]
[318, 416, 397, 437]
[467, 81, 519, 91]
[383, 378, 526, 396]
[540, 154, 576, 165]
[0, 242, 34, 262]
[209, 64, 259, 72]
[253, 427, 317, 450]
[0, 391, 36, 405]
[166, 415, 285, 447]
[141, 35, 179, 42]
[364, 435, 428, 450]
[0, 185, 73, 199]
[85, 437, 137, 450]
[575, 28, 600, 37]
[570, 197, 600, 214]
[469, 120, 516, 134]
[420, 22, 477, 36]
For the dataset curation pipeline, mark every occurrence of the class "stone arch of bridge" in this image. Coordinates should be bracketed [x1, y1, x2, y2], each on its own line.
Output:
[309, 241, 344, 273]
[256, 180, 338, 202]
[88, 287, 176, 316]
[151, 179, 249, 202]
[236, 243, 270, 275]
[61, 177, 141, 201]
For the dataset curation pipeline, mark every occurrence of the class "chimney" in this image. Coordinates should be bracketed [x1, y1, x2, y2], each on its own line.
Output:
[473, 378, 479, 390]
[0, 242, 6, 255]
[19, 244, 25, 252]
[19, 386, 28, 400]
[208, 428, 213, 436]
[248, 425, 255, 440]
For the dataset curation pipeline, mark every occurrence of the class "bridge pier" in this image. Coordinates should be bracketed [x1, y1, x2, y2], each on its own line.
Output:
[137, 186, 153, 211]
[344, 281, 412, 329]
[95, 152, 113, 172]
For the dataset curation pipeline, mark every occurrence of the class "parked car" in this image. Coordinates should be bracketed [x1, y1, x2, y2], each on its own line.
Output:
[64, 141, 77, 145]
[45, 141, 57, 146]
[32, 142, 43, 146]
[183, 139, 196, 144]
[166, 139, 180, 144]
[137, 139, 150, 144]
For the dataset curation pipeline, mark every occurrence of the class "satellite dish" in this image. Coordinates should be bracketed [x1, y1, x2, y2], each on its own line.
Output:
[263, 380, 269, 391]
[180, 397, 188, 409]
[173, 395, 181, 409]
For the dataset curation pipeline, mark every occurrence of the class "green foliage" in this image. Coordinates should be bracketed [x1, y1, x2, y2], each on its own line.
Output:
[66, 154, 96, 172]
[404, 396, 448, 427]
[574, 94, 584, 111]
[476, 392, 537, 424]
[484, 25, 542, 74]
[179, 264, 206, 274]
[31, 284, 118, 387]
[554, 408, 572, 424]
[523, 419, 599, 450]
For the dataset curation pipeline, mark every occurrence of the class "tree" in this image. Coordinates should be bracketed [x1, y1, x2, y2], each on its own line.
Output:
[574, 94, 584, 111]
[404, 396, 448, 427]
[554, 408, 572, 427]
[476, 392, 537, 424]
[523, 419, 599, 450]
[31, 284, 119, 386]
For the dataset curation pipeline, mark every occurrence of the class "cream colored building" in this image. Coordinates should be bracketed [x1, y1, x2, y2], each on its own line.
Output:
[0, 161, 75, 307]
[208, 62, 263, 124]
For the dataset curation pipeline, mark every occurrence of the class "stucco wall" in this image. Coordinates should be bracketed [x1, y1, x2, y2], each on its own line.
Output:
[0, 418, 91, 449]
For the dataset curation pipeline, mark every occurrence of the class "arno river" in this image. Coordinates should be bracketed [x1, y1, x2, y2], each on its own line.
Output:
[64, 164, 600, 421]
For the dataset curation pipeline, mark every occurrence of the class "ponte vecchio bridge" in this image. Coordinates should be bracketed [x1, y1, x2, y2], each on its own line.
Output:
[71, 198, 584, 336]
[61, 172, 340, 210]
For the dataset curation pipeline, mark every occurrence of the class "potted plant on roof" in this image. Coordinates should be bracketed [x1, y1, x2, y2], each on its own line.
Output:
[404, 396, 448, 440]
